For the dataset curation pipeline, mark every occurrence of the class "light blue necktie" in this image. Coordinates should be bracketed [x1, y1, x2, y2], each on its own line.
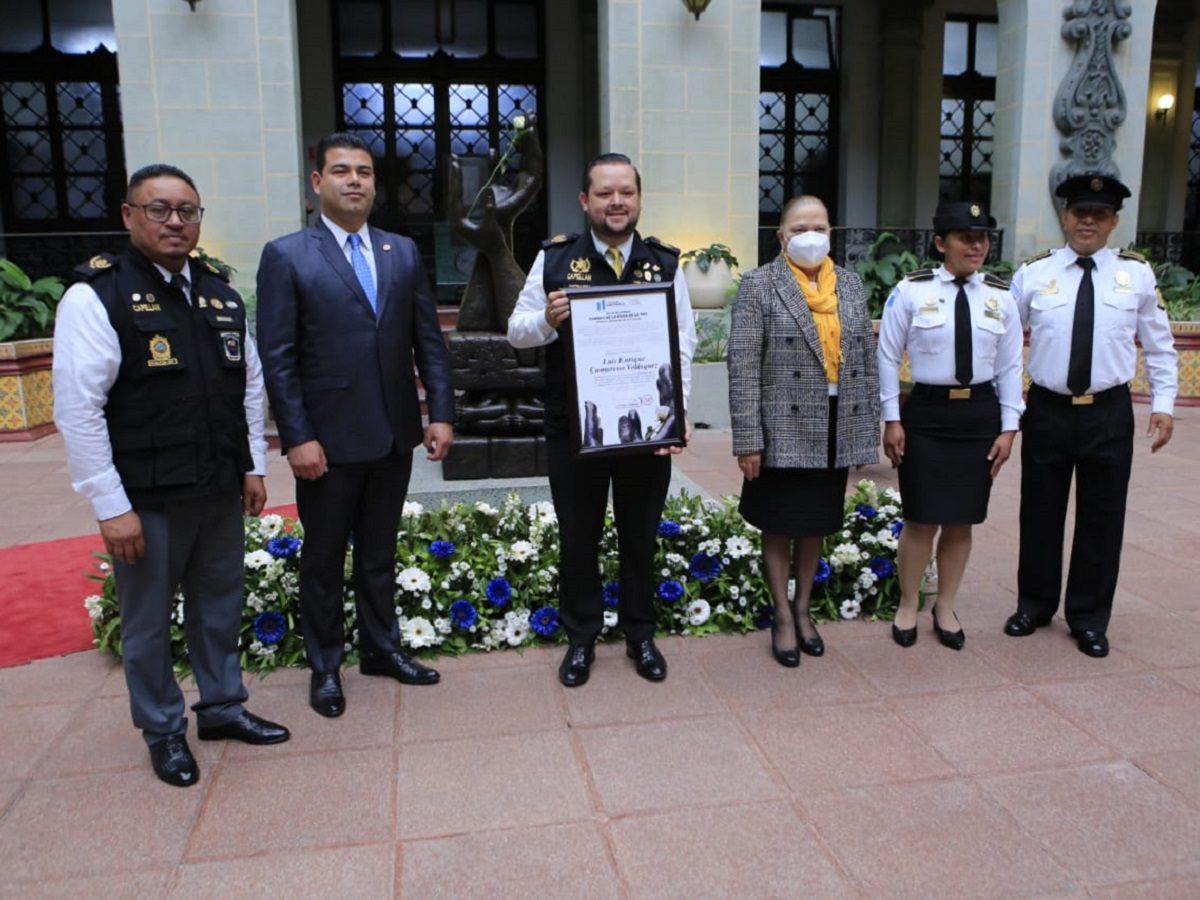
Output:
[347, 232, 377, 313]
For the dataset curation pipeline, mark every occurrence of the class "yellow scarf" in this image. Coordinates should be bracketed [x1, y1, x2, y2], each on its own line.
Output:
[785, 255, 841, 383]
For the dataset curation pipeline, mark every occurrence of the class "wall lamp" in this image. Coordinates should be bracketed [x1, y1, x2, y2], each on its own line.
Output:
[1154, 93, 1175, 124]
[681, 0, 712, 20]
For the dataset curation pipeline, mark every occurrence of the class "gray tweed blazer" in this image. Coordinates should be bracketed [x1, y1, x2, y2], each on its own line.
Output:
[728, 257, 880, 468]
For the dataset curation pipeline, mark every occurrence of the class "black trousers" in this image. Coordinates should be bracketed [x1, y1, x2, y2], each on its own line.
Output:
[1017, 384, 1134, 633]
[546, 433, 671, 643]
[295, 450, 413, 672]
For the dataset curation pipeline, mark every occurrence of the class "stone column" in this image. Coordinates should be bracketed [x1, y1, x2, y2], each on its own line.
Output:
[875, 3, 927, 228]
[111, 0, 305, 288]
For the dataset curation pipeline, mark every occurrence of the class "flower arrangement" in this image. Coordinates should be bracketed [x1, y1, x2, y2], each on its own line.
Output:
[83, 483, 903, 675]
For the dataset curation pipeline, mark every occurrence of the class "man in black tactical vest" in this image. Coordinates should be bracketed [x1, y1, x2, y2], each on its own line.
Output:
[53, 164, 289, 788]
[507, 153, 697, 687]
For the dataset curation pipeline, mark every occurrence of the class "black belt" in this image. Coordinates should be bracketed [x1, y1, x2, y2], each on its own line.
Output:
[910, 381, 996, 401]
[1029, 383, 1129, 407]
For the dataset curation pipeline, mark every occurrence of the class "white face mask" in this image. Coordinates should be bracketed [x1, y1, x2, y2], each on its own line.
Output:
[785, 231, 830, 267]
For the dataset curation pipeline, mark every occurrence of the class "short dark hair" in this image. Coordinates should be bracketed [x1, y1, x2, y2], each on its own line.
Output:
[315, 132, 373, 173]
[583, 153, 641, 194]
[127, 164, 198, 201]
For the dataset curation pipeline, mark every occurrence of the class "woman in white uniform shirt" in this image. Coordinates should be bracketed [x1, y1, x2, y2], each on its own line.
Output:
[877, 202, 1023, 649]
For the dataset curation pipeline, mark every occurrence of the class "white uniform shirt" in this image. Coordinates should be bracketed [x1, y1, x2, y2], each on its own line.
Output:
[1012, 245, 1178, 415]
[877, 265, 1025, 430]
[507, 232, 698, 408]
[52, 264, 269, 521]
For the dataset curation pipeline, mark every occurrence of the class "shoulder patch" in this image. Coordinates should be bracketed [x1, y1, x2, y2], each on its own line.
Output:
[73, 252, 118, 281]
[645, 236, 680, 256]
[982, 272, 1010, 289]
[1118, 248, 1149, 265]
[903, 268, 935, 282]
[202, 259, 231, 282]
[1020, 249, 1053, 268]
[542, 233, 576, 249]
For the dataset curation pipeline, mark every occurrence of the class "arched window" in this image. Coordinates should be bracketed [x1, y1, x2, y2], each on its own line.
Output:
[940, 16, 997, 205]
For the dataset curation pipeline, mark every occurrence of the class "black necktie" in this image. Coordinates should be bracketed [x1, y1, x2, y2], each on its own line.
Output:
[953, 276, 972, 386]
[170, 273, 189, 302]
[1068, 257, 1096, 396]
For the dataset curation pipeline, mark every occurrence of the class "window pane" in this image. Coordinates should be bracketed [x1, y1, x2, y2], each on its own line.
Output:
[339, 1, 384, 57]
[394, 83, 435, 126]
[760, 12, 787, 67]
[0, 5, 43, 53]
[2, 82, 50, 127]
[66, 175, 107, 217]
[495, 1, 537, 59]
[7, 131, 54, 173]
[62, 128, 107, 172]
[48, 0, 116, 53]
[343, 83, 386, 126]
[392, 0, 437, 56]
[57, 82, 104, 126]
[943, 21, 968, 76]
[449, 84, 489, 128]
[13, 176, 58, 219]
[791, 18, 830, 70]
[449, 0, 487, 57]
[974, 22, 998, 77]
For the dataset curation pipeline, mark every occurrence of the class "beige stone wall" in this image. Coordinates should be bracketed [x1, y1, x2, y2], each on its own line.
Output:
[112, 0, 305, 291]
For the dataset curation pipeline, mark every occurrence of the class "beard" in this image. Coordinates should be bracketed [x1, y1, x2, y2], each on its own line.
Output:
[589, 209, 639, 241]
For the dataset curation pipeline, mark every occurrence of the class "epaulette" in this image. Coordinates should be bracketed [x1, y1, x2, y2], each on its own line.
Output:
[982, 272, 1010, 290]
[73, 252, 118, 281]
[542, 233, 575, 249]
[903, 268, 935, 282]
[1020, 249, 1053, 268]
[1118, 248, 1149, 265]
[202, 258, 231, 282]
[645, 236, 680, 256]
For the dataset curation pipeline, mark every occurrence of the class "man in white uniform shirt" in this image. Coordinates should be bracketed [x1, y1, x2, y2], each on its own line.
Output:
[1004, 174, 1177, 657]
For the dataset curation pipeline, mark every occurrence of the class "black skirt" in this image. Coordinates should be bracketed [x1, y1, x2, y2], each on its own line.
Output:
[898, 384, 1001, 525]
[738, 396, 848, 537]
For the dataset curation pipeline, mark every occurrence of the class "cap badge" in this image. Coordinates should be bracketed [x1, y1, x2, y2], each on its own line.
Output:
[1090, 177, 1104, 192]
[89, 255, 111, 269]
[969, 204, 981, 217]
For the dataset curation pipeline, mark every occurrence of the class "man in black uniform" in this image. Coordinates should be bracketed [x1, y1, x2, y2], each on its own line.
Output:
[507, 153, 697, 686]
[54, 164, 289, 787]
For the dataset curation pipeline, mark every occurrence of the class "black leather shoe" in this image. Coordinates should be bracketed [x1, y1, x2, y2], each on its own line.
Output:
[360, 651, 440, 685]
[931, 607, 965, 651]
[771, 625, 800, 668]
[626, 638, 667, 681]
[199, 711, 290, 744]
[1004, 611, 1051, 637]
[149, 734, 198, 787]
[558, 642, 595, 687]
[310, 671, 345, 718]
[1072, 629, 1109, 658]
[799, 629, 825, 657]
[891, 623, 918, 648]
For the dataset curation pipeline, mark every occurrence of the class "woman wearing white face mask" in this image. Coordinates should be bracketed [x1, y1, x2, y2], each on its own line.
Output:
[728, 195, 881, 667]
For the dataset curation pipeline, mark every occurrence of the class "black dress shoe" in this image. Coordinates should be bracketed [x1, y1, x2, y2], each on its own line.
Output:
[558, 642, 595, 687]
[198, 711, 290, 744]
[891, 623, 918, 648]
[626, 638, 667, 681]
[798, 630, 825, 657]
[1072, 629, 1109, 658]
[1004, 611, 1051, 637]
[771, 625, 800, 668]
[931, 607, 965, 651]
[360, 651, 440, 685]
[149, 734, 198, 787]
[310, 671, 345, 718]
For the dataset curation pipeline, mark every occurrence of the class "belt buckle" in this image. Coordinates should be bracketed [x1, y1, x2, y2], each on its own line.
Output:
[949, 388, 971, 400]
[1071, 394, 1094, 405]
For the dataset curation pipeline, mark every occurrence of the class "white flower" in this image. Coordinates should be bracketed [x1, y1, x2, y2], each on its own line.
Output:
[244, 549, 273, 569]
[435, 617, 452, 635]
[857, 569, 878, 589]
[603, 609, 619, 628]
[715, 603, 727, 614]
[83, 595, 104, 620]
[402, 616, 437, 648]
[421, 598, 432, 609]
[260, 513, 284, 537]
[839, 599, 861, 620]
[687, 599, 711, 626]
[529, 501, 556, 525]
[402, 501, 424, 518]
[475, 501, 498, 516]
[725, 535, 752, 559]
[509, 540, 536, 562]
[504, 620, 529, 646]
[397, 567, 432, 593]
[98, 561, 110, 572]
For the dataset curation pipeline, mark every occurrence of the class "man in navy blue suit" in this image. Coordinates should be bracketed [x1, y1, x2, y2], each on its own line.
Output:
[257, 133, 455, 717]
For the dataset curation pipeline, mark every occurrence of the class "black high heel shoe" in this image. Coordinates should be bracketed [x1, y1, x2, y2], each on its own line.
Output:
[771, 613, 800, 668]
[931, 605, 965, 651]
[891, 623, 917, 647]
[790, 600, 824, 656]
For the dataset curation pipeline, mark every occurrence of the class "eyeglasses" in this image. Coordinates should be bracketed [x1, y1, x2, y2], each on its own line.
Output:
[129, 202, 204, 224]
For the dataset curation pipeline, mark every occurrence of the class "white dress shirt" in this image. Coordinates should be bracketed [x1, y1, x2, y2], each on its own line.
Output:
[52, 263, 268, 521]
[507, 232, 698, 407]
[877, 265, 1025, 430]
[1012, 245, 1178, 415]
[320, 213, 377, 288]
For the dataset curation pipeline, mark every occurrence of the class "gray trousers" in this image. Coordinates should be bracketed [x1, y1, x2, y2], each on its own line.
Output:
[113, 492, 248, 745]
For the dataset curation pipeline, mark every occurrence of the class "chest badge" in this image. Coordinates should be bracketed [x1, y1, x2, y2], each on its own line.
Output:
[568, 256, 592, 283]
[1037, 279, 1059, 295]
[210, 297, 224, 310]
[221, 331, 243, 363]
[1113, 270, 1133, 294]
[147, 334, 179, 368]
[984, 296, 1002, 319]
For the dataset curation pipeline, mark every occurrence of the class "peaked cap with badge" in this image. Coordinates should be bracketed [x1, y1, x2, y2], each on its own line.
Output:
[1055, 173, 1131, 210]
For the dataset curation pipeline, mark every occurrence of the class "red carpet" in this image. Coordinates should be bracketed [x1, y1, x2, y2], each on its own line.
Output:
[0, 504, 298, 669]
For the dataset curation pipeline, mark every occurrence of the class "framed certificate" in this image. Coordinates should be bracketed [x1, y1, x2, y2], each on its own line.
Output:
[563, 282, 685, 457]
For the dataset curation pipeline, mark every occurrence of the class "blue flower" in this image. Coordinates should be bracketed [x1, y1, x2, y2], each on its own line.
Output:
[449, 599, 477, 629]
[657, 520, 682, 538]
[265, 536, 301, 559]
[530, 606, 560, 637]
[753, 604, 774, 630]
[689, 552, 722, 583]
[855, 503, 878, 519]
[429, 540, 456, 559]
[486, 577, 512, 607]
[656, 579, 685, 603]
[890, 520, 904, 537]
[253, 610, 287, 645]
[813, 559, 832, 585]
[869, 556, 895, 579]
[602, 581, 620, 607]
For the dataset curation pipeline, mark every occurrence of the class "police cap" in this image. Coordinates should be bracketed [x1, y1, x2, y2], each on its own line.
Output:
[932, 201, 996, 234]
[1055, 173, 1131, 210]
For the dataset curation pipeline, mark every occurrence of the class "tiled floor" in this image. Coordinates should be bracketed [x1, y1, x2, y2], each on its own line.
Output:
[1, 408, 1199, 897]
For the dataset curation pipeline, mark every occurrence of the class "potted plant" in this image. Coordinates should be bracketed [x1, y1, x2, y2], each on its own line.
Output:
[1131, 257, 1200, 405]
[681, 242, 739, 310]
[0, 259, 65, 441]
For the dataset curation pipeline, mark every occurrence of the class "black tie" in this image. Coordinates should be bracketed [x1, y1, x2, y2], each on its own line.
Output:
[1068, 257, 1096, 396]
[170, 273, 189, 304]
[953, 276, 972, 386]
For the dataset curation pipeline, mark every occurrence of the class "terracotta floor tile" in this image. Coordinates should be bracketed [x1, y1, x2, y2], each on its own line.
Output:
[981, 762, 1200, 886]
[807, 780, 1076, 898]
[966, 625, 1146, 683]
[425, 643, 560, 673]
[399, 822, 619, 899]
[578, 716, 782, 816]
[0, 653, 117, 708]
[0, 869, 174, 899]
[1089, 875, 1200, 898]
[400, 664, 565, 742]
[890, 687, 1112, 775]
[610, 801, 852, 899]
[1133, 749, 1200, 808]
[171, 844, 394, 898]
[563, 651, 726, 726]
[186, 748, 393, 859]
[1165, 666, 1200, 694]
[1112, 612, 1200, 668]
[395, 731, 591, 839]
[0, 702, 78, 779]
[0, 780, 21, 818]
[1032, 672, 1200, 754]
[741, 703, 954, 795]
[835, 635, 1010, 696]
[0, 770, 204, 882]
